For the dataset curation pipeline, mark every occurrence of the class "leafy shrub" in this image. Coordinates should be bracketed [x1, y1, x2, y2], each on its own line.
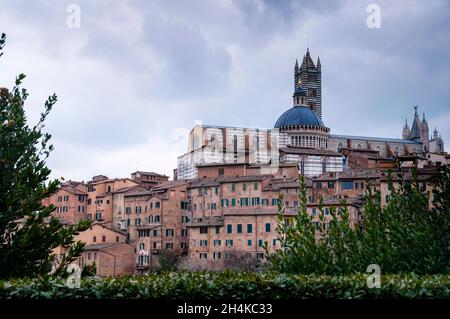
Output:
[267, 165, 450, 275]
[0, 272, 448, 299]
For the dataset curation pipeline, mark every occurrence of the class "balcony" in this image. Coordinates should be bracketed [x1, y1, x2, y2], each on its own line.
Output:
[187, 216, 224, 227]
[135, 222, 161, 230]
[135, 264, 149, 270]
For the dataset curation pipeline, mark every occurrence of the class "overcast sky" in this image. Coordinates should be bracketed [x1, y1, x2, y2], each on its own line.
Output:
[1, 0, 449, 181]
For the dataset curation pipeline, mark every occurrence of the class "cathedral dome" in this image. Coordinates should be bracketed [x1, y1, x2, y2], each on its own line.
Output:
[274, 106, 325, 128]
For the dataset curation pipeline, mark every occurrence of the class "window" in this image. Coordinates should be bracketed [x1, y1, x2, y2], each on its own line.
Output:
[102, 235, 106, 242]
[181, 229, 188, 237]
[215, 187, 219, 195]
[95, 212, 102, 220]
[272, 198, 279, 206]
[251, 197, 260, 206]
[200, 226, 208, 234]
[135, 218, 141, 226]
[165, 229, 174, 237]
[237, 224, 242, 233]
[262, 199, 269, 206]
[257, 253, 264, 259]
[231, 183, 236, 192]
[127, 218, 131, 225]
[265, 223, 271, 232]
[258, 239, 263, 247]
[214, 239, 221, 246]
[218, 168, 224, 176]
[166, 243, 173, 250]
[341, 181, 354, 190]
[154, 215, 160, 223]
[247, 240, 252, 246]
[240, 198, 249, 206]
[152, 230, 158, 237]
[221, 199, 229, 207]
[227, 224, 232, 233]
[254, 183, 258, 190]
[312, 208, 317, 216]
[136, 206, 142, 213]
[213, 252, 221, 259]
[116, 236, 119, 242]
[225, 240, 233, 247]
[155, 202, 160, 208]
[93, 236, 97, 242]
[215, 226, 220, 234]
[199, 253, 208, 259]
[231, 198, 236, 206]
[327, 181, 335, 189]
[211, 203, 217, 209]
[200, 240, 208, 247]
[272, 239, 277, 246]
[247, 224, 253, 233]
[125, 207, 131, 214]
[87, 214, 92, 220]
[324, 207, 330, 216]
[243, 183, 247, 191]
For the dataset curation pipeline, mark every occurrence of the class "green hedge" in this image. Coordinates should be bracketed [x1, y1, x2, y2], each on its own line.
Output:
[1, 272, 449, 299]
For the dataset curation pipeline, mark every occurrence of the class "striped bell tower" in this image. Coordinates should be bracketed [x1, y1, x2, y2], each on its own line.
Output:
[294, 48, 322, 119]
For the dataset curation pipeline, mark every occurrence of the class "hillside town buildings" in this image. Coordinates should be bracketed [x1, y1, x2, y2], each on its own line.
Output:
[44, 48, 448, 276]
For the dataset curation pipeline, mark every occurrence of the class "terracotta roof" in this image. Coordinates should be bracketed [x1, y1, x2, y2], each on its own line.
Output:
[61, 185, 87, 196]
[111, 185, 143, 194]
[131, 171, 169, 178]
[84, 243, 120, 251]
[313, 169, 381, 181]
[152, 180, 189, 190]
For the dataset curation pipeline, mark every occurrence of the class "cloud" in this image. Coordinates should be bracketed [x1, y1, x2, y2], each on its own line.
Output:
[0, 0, 449, 181]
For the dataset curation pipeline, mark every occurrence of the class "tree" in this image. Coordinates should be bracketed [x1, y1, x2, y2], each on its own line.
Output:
[0, 33, 90, 279]
[267, 166, 450, 275]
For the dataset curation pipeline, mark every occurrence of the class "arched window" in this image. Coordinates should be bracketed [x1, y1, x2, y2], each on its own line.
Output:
[210, 134, 216, 142]
[300, 159, 305, 175]
[394, 146, 399, 156]
[233, 135, 238, 162]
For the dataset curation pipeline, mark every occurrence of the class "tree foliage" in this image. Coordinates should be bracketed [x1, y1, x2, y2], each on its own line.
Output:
[0, 33, 90, 279]
[267, 166, 450, 275]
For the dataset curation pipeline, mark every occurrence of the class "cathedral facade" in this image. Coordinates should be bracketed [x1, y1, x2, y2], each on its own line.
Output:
[177, 49, 445, 179]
